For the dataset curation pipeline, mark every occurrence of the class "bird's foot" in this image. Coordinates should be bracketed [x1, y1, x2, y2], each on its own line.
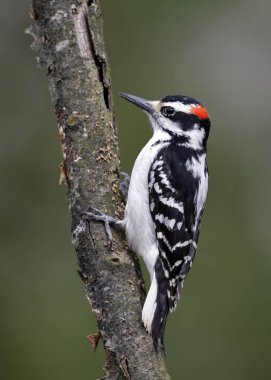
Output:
[83, 207, 123, 249]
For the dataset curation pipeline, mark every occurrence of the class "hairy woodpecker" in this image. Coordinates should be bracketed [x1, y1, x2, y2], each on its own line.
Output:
[87, 93, 211, 352]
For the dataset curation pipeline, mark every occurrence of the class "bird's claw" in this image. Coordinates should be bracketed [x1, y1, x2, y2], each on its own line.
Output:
[83, 207, 121, 250]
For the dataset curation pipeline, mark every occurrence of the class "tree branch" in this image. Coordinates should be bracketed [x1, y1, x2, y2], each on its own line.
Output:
[28, 1, 170, 378]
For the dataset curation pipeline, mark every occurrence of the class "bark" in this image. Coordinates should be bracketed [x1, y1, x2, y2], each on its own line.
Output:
[28, 1, 170, 379]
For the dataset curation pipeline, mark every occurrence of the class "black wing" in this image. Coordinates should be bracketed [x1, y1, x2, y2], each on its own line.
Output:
[149, 146, 201, 312]
[149, 145, 207, 351]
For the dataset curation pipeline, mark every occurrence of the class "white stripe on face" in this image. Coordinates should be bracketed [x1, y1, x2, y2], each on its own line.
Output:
[162, 102, 193, 114]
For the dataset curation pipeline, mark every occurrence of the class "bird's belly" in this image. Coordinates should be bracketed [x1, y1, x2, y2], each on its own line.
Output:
[125, 185, 155, 257]
[124, 138, 169, 273]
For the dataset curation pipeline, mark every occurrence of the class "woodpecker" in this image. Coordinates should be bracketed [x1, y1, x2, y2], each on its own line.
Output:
[86, 92, 211, 352]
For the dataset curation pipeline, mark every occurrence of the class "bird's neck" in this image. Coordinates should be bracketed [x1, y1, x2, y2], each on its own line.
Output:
[152, 127, 206, 152]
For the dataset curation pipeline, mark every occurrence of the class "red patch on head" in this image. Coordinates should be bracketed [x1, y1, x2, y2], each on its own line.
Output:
[191, 105, 209, 120]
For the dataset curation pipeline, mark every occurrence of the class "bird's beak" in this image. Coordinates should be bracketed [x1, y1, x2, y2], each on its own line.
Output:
[119, 93, 156, 115]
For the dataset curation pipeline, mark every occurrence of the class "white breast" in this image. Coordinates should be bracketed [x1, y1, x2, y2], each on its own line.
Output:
[124, 131, 170, 275]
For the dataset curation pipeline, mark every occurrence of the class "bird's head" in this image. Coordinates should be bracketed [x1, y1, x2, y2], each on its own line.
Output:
[120, 93, 211, 150]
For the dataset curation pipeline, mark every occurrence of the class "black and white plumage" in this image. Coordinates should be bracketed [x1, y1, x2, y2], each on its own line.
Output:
[120, 93, 211, 351]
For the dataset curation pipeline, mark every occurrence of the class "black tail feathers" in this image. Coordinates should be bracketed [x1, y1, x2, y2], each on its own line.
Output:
[152, 258, 169, 353]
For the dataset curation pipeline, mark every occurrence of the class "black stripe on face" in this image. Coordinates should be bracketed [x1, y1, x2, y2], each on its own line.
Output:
[167, 111, 199, 131]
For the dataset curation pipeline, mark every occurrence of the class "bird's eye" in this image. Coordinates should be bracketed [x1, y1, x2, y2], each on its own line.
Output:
[161, 106, 176, 118]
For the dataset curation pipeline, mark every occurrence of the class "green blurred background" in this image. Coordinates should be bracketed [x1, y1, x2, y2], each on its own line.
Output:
[1, 0, 271, 379]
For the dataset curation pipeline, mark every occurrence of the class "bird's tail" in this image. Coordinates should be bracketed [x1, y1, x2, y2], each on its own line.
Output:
[142, 258, 169, 353]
